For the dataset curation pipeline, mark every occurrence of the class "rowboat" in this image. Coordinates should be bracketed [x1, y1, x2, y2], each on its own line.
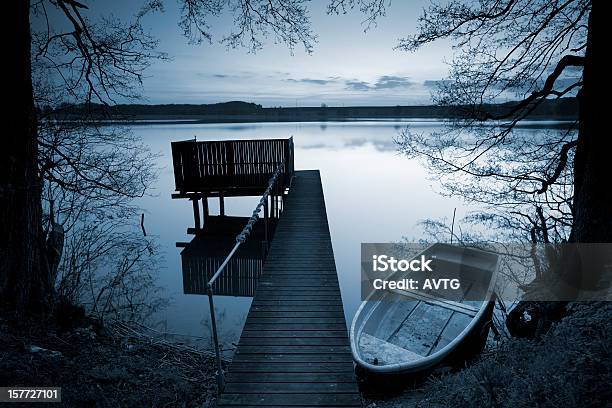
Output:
[350, 243, 499, 376]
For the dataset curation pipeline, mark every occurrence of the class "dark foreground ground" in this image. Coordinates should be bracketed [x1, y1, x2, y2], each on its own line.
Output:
[1, 302, 609, 407]
[364, 302, 611, 408]
[0, 314, 218, 407]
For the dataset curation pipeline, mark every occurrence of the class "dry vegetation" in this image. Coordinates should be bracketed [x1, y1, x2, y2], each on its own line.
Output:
[366, 302, 611, 408]
[0, 310, 220, 407]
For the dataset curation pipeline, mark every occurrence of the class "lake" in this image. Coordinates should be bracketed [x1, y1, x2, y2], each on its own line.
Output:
[130, 120, 560, 355]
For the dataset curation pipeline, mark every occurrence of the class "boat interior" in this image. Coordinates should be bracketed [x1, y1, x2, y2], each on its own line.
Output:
[356, 245, 497, 367]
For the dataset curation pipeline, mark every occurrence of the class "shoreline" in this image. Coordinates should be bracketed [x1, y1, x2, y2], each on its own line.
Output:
[45, 115, 578, 128]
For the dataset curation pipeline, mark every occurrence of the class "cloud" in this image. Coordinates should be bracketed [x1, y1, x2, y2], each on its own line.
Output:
[345, 76, 414, 91]
[545, 77, 582, 90]
[373, 75, 414, 89]
[196, 73, 251, 80]
[345, 80, 372, 91]
[286, 77, 336, 85]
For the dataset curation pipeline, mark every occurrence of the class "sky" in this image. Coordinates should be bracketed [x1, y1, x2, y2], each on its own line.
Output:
[36, 0, 456, 107]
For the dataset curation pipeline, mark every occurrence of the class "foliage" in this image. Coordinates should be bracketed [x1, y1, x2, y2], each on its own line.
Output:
[36, 109, 165, 322]
[180, 0, 316, 53]
[31, 1, 165, 321]
[27, 0, 325, 321]
[415, 302, 611, 408]
[31, 0, 165, 104]
[395, 0, 590, 245]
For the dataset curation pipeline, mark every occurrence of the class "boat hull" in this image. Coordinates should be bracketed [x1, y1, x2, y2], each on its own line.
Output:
[351, 243, 499, 377]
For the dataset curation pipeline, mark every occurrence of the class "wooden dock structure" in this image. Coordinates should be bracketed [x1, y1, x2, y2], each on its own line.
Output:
[216, 170, 360, 407]
[171, 139, 360, 407]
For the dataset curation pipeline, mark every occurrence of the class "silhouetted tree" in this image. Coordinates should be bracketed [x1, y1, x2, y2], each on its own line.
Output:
[327, 0, 388, 30]
[2, 0, 316, 315]
[394, 0, 602, 329]
[36, 109, 164, 322]
[397, 0, 602, 243]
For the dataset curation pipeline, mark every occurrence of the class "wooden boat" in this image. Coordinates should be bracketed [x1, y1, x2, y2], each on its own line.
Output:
[350, 243, 499, 376]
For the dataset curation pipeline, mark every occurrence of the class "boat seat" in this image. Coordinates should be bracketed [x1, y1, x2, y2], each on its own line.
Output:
[390, 288, 479, 317]
[359, 333, 422, 366]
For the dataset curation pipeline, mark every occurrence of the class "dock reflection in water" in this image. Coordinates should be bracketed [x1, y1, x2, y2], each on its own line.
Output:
[177, 215, 275, 297]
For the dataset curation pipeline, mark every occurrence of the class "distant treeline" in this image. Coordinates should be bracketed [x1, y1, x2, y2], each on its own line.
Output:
[43, 98, 578, 123]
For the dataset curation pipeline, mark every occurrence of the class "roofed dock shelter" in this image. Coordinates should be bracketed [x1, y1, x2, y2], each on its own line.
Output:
[171, 137, 294, 197]
[171, 137, 293, 231]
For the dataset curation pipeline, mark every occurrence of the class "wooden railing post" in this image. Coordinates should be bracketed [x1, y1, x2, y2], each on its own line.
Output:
[203, 195, 209, 225]
[263, 199, 269, 256]
[192, 197, 201, 231]
[207, 285, 225, 392]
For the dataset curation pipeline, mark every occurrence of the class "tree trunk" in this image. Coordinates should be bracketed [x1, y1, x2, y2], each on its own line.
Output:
[507, 4, 605, 338]
[572, 3, 607, 243]
[0, 0, 49, 314]
[567, 2, 609, 291]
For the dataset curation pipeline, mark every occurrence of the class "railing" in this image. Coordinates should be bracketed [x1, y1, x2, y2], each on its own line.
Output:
[206, 160, 289, 393]
[171, 137, 294, 195]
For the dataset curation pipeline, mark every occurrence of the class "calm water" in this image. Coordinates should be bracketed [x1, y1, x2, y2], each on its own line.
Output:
[129, 120, 557, 354]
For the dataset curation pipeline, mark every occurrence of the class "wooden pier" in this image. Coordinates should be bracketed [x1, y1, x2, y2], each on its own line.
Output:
[216, 170, 361, 407]
[170, 139, 360, 406]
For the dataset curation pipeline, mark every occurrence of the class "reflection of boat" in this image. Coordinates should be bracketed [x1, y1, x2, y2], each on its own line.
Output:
[351, 243, 499, 376]
[179, 216, 272, 297]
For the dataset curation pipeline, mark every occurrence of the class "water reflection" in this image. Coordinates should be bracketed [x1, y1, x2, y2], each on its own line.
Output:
[179, 216, 267, 297]
[130, 120, 568, 354]
[174, 214, 268, 356]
